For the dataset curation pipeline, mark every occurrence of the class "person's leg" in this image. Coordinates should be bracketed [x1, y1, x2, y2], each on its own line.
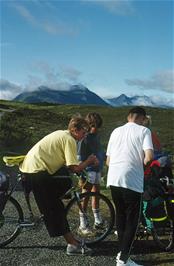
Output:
[25, 172, 92, 255]
[78, 181, 93, 229]
[110, 186, 126, 247]
[119, 188, 142, 263]
[91, 184, 100, 209]
[91, 171, 101, 210]
[142, 201, 153, 231]
[32, 176, 71, 237]
[91, 183, 104, 225]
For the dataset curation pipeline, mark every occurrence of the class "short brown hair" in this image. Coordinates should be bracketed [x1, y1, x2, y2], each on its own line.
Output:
[85, 112, 103, 128]
[68, 117, 89, 132]
[128, 107, 146, 117]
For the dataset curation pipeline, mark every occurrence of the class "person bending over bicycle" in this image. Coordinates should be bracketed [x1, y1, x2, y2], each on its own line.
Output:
[19, 117, 98, 256]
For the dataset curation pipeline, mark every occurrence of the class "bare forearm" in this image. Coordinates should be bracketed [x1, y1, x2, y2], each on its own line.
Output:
[68, 154, 98, 173]
[144, 149, 154, 165]
[106, 156, 110, 167]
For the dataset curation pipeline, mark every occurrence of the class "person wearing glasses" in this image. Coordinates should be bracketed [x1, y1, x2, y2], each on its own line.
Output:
[20, 116, 98, 256]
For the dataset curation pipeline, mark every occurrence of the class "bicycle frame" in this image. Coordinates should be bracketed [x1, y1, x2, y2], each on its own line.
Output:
[4, 173, 43, 229]
[5, 172, 87, 228]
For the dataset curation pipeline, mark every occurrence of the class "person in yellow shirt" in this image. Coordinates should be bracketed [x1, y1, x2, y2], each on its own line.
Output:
[20, 116, 98, 255]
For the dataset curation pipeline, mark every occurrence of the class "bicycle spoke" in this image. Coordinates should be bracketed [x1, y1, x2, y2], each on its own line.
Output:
[0, 197, 23, 247]
[66, 192, 115, 245]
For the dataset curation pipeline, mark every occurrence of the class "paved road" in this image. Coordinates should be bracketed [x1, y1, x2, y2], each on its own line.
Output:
[0, 193, 174, 266]
[0, 224, 174, 266]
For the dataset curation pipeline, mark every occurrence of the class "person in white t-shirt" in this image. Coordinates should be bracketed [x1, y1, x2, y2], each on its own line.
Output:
[106, 107, 154, 266]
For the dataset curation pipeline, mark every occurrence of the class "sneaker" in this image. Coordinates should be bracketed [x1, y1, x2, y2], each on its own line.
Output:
[114, 230, 118, 236]
[126, 258, 143, 266]
[93, 221, 106, 230]
[78, 227, 96, 237]
[116, 259, 127, 266]
[116, 258, 143, 266]
[66, 243, 92, 256]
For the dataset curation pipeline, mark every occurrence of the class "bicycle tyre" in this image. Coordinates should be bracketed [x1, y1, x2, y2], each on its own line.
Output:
[66, 192, 115, 245]
[0, 196, 24, 247]
[151, 218, 174, 251]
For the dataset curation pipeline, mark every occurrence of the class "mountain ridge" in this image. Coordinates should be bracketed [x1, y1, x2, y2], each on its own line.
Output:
[13, 85, 173, 108]
[14, 85, 108, 106]
[106, 94, 173, 108]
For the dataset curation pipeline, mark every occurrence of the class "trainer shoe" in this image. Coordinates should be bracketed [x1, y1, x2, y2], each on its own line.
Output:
[116, 258, 143, 266]
[78, 227, 95, 237]
[114, 230, 118, 236]
[66, 243, 92, 256]
[93, 221, 106, 230]
[116, 259, 127, 266]
[127, 258, 143, 266]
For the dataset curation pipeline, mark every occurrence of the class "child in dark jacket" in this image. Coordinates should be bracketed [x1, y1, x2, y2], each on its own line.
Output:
[78, 112, 105, 234]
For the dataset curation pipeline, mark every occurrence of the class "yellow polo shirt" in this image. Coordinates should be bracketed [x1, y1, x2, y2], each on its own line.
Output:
[20, 130, 79, 174]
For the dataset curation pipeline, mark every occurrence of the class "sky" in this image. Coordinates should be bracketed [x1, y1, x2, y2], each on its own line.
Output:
[0, 0, 173, 105]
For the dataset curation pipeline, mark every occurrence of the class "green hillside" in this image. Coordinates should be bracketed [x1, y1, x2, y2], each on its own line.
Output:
[0, 99, 174, 158]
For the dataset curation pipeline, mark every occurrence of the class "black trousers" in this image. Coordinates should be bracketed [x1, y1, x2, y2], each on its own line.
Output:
[110, 186, 142, 262]
[22, 168, 72, 237]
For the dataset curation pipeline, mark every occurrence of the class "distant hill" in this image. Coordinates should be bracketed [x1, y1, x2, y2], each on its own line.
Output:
[0, 100, 174, 161]
[106, 94, 174, 108]
[13, 83, 173, 108]
[14, 85, 108, 106]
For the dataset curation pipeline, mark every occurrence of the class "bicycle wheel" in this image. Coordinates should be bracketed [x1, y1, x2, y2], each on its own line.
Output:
[66, 192, 115, 245]
[151, 218, 174, 251]
[0, 196, 24, 247]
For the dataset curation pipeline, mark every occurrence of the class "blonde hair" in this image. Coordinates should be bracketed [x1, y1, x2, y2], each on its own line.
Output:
[68, 117, 89, 132]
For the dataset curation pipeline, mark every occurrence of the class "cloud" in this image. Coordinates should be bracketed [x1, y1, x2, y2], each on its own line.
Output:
[20, 61, 82, 91]
[0, 79, 23, 100]
[28, 61, 82, 84]
[0, 61, 83, 100]
[60, 65, 82, 82]
[125, 70, 174, 93]
[83, 0, 135, 16]
[151, 95, 174, 108]
[13, 4, 78, 36]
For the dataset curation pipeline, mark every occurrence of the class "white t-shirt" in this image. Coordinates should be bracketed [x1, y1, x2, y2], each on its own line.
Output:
[106, 122, 153, 193]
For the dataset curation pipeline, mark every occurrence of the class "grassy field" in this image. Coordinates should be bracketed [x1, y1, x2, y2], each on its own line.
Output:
[0, 99, 173, 182]
[0, 99, 173, 153]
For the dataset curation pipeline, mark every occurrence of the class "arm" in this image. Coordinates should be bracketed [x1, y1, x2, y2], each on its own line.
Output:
[68, 154, 99, 173]
[143, 128, 154, 166]
[144, 149, 154, 166]
[106, 156, 110, 167]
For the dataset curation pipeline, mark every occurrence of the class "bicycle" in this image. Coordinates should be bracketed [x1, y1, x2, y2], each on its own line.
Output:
[0, 155, 174, 251]
[0, 155, 115, 248]
[136, 190, 174, 251]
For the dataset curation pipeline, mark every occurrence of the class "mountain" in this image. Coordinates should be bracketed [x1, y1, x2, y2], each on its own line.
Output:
[107, 94, 132, 106]
[13, 85, 173, 108]
[13, 85, 108, 106]
[106, 94, 174, 108]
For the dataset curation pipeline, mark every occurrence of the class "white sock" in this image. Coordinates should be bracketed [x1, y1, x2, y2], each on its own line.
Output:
[79, 212, 88, 229]
[92, 208, 102, 224]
